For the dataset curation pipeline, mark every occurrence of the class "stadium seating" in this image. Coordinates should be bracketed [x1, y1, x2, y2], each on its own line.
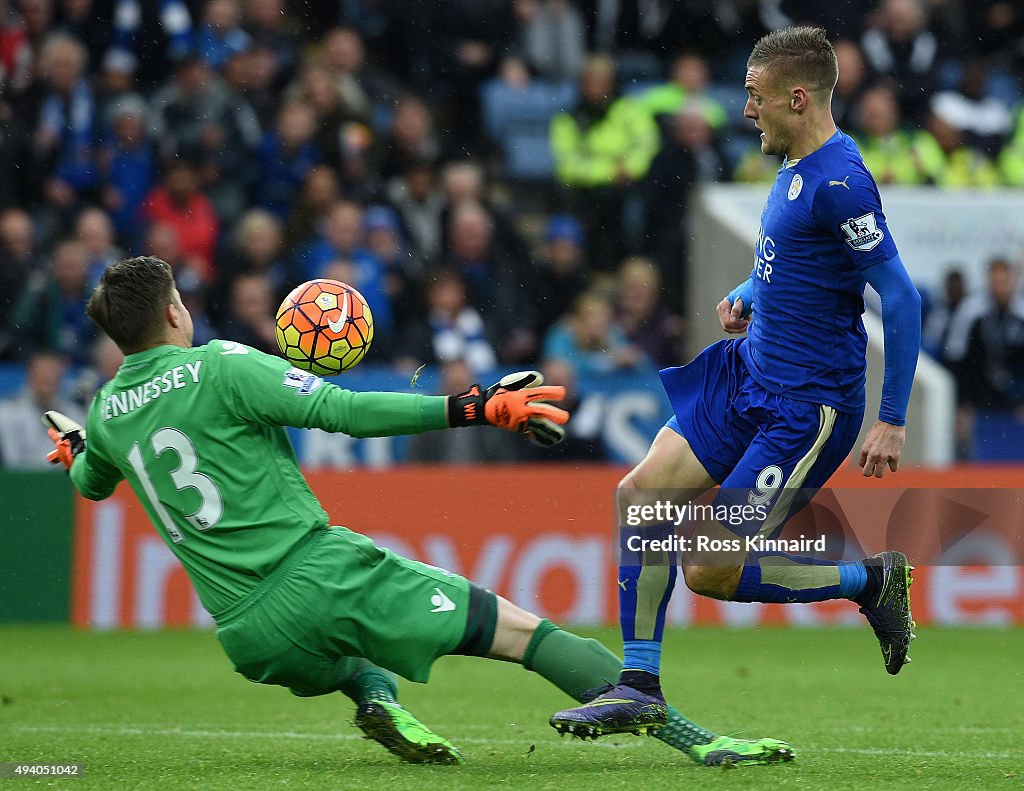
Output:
[481, 80, 578, 181]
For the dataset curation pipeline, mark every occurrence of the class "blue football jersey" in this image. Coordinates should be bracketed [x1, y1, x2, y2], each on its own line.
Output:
[740, 129, 899, 414]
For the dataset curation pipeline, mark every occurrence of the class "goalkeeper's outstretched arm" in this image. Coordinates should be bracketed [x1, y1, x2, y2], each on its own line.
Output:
[217, 347, 569, 445]
[313, 371, 568, 446]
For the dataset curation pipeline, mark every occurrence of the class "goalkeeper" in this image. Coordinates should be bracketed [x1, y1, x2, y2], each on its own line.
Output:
[47, 256, 793, 767]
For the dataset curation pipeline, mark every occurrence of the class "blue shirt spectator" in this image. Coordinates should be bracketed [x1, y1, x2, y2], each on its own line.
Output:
[193, 0, 251, 70]
[36, 34, 98, 208]
[97, 94, 155, 243]
[542, 291, 652, 376]
[256, 100, 321, 218]
[295, 200, 392, 335]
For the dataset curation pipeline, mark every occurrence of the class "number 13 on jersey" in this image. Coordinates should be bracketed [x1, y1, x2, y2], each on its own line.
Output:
[126, 428, 224, 544]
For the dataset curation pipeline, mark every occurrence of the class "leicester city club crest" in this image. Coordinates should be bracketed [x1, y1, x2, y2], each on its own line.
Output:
[788, 173, 803, 200]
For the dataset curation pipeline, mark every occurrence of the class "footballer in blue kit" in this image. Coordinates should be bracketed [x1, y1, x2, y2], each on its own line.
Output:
[551, 27, 921, 745]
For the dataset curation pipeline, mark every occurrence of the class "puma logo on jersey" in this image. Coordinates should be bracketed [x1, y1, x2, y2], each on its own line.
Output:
[430, 587, 456, 613]
[828, 176, 850, 189]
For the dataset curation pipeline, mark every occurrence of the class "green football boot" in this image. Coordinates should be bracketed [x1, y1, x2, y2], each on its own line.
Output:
[687, 736, 796, 766]
[354, 701, 463, 764]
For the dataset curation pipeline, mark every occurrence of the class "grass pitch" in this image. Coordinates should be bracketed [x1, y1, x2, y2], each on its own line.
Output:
[1, 626, 1021, 790]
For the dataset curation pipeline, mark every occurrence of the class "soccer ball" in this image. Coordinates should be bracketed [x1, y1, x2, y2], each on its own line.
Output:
[275, 279, 374, 375]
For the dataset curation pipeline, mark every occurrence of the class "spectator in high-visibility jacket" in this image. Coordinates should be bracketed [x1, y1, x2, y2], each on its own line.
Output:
[917, 111, 1000, 188]
[998, 106, 1024, 187]
[550, 54, 658, 269]
[853, 85, 935, 185]
[638, 51, 727, 135]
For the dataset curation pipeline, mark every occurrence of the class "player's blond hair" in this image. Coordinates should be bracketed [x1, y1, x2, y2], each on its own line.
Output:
[748, 26, 838, 98]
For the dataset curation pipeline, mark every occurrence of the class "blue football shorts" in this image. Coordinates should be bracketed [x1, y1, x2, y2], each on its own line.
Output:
[660, 338, 862, 539]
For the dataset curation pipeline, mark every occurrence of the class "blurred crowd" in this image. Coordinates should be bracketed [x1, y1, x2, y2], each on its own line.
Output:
[4, 0, 1024, 467]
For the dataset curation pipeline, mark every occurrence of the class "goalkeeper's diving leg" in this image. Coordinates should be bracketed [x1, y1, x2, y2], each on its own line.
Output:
[489, 597, 794, 766]
[335, 596, 793, 767]
[335, 659, 464, 765]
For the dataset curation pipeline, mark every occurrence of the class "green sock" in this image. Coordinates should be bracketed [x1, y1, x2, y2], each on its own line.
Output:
[522, 620, 717, 752]
[655, 709, 719, 751]
[337, 658, 398, 705]
[522, 619, 619, 699]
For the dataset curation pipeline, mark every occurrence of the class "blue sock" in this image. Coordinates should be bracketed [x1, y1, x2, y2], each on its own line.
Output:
[619, 521, 676, 677]
[838, 560, 867, 599]
[622, 639, 663, 675]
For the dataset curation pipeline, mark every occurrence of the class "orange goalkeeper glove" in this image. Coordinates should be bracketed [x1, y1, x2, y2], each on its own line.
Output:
[42, 410, 86, 470]
[448, 371, 569, 446]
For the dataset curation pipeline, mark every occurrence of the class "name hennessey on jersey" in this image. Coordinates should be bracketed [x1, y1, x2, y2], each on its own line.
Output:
[101, 361, 203, 421]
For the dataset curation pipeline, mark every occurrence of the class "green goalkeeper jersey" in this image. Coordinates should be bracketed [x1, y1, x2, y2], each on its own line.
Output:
[70, 340, 448, 618]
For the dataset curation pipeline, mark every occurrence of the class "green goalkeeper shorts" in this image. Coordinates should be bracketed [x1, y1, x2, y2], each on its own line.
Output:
[215, 526, 497, 695]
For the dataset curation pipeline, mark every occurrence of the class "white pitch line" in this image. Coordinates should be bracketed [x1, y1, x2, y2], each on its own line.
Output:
[8, 724, 1021, 760]
[7, 724, 635, 750]
[14, 725, 365, 742]
[826, 724, 1021, 736]
[815, 746, 1019, 760]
